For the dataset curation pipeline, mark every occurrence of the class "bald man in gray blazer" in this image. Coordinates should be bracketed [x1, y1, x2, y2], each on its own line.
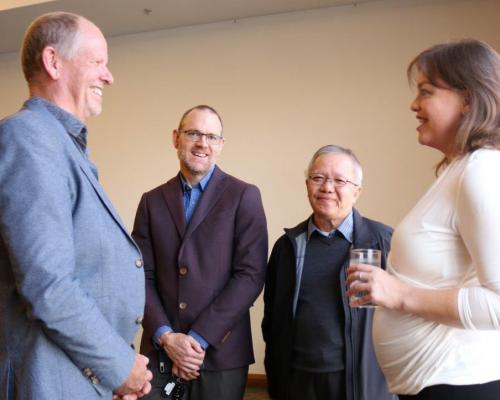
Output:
[0, 12, 151, 399]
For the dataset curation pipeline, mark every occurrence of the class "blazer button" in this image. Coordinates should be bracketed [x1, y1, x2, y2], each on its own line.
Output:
[179, 266, 188, 276]
[179, 302, 187, 310]
[135, 259, 143, 268]
[135, 316, 143, 324]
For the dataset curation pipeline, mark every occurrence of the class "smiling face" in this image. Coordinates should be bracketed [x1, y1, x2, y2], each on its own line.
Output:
[306, 153, 361, 231]
[58, 19, 113, 122]
[173, 108, 224, 185]
[410, 70, 467, 158]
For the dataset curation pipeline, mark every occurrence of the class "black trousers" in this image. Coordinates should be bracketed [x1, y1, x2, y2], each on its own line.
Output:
[144, 360, 248, 400]
[399, 379, 500, 400]
[289, 369, 345, 400]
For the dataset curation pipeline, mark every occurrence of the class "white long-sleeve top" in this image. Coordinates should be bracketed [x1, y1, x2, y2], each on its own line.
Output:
[373, 149, 500, 395]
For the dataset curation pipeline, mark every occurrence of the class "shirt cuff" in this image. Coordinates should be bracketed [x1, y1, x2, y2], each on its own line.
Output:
[188, 330, 209, 350]
[153, 325, 173, 348]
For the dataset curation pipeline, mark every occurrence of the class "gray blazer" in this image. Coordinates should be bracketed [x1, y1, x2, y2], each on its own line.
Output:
[0, 97, 145, 399]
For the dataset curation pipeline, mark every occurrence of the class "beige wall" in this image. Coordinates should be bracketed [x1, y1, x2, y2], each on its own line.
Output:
[1, 0, 499, 374]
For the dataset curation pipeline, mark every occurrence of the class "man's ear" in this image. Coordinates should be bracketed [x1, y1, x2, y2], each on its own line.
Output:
[41, 46, 61, 80]
[352, 186, 363, 204]
[172, 130, 180, 149]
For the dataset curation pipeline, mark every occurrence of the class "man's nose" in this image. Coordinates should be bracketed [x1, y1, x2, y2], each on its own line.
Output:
[195, 134, 209, 145]
[102, 66, 114, 85]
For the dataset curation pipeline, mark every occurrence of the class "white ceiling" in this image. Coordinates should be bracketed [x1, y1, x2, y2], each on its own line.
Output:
[0, 0, 379, 54]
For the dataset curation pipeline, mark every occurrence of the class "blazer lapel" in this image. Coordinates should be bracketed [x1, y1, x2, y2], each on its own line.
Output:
[78, 163, 133, 243]
[30, 98, 138, 248]
[162, 175, 187, 238]
[184, 166, 228, 240]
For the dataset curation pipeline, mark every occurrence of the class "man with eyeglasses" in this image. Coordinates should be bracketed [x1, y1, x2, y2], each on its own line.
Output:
[262, 145, 396, 400]
[132, 105, 268, 400]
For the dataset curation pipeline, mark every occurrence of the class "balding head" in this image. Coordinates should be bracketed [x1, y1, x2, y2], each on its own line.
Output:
[21, 11, 83, 83]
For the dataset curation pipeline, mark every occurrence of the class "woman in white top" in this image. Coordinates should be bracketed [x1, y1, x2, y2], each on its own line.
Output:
[347, 39, 500, 400]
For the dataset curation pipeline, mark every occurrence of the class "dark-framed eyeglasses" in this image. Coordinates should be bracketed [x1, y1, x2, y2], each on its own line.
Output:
[180, 129, 224, 145]
[308, 174, 360, 188]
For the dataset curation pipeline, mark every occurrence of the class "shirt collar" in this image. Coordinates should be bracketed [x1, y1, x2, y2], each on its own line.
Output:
[307, 210, 354, 243]
[180, 166, 215, 193]
[26, 96, 88, 150]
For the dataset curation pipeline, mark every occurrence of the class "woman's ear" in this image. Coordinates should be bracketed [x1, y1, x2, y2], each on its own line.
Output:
[461, 91, 471, 115]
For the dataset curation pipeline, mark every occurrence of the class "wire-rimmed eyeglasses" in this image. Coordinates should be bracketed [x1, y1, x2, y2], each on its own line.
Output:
[180, 130, 224, 145]
[308, 174, 360, 188]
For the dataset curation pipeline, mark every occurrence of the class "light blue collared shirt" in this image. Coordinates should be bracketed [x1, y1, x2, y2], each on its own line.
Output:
[180, 166, 215, 223]
[307, 211, 354, 243]
[29, 97, 99, 179]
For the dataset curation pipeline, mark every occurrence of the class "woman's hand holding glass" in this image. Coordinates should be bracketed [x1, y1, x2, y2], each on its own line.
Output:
[347, 263, 408, 310]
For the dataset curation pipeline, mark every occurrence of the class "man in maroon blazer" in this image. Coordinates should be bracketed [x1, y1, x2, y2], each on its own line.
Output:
[132, 105, 268, 400]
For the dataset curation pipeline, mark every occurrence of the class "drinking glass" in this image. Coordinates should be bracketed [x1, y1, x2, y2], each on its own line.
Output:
[349, 248, 381, 308]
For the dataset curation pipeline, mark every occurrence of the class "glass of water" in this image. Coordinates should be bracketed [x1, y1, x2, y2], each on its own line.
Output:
[349, 248, 381, 308]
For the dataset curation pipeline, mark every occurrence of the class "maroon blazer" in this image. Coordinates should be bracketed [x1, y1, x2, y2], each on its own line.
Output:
[132, 166, 268, 370]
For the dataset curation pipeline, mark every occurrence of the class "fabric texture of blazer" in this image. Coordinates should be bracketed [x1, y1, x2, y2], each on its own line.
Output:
[0, 97, 145, 399]
[133, 166, 268, 370]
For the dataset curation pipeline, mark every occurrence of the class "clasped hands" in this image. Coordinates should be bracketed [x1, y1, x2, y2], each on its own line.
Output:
[159, 331, 206, 381]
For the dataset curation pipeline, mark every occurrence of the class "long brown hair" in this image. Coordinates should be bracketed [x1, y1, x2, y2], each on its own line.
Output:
[408, 39, 500, 173]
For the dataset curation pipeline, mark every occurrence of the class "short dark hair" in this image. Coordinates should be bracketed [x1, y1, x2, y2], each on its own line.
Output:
[408, 39, 500, 172]
[178, 105, 223, 133]
[21, 12, 81, 82]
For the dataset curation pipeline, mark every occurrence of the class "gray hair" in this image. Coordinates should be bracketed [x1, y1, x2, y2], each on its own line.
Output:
[306, 144, 363, 184]
[21, 11, 82, 82]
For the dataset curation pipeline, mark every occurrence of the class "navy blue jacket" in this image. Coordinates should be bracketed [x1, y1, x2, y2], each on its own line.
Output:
[262, 209, 397, 400]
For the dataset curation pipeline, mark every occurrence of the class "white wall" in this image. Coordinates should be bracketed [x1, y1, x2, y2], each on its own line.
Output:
[1, 0, 499, 373]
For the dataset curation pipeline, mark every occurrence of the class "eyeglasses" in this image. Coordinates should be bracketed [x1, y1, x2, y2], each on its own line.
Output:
[308, 174, 360, 188]
[180, 130, 224, 145]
